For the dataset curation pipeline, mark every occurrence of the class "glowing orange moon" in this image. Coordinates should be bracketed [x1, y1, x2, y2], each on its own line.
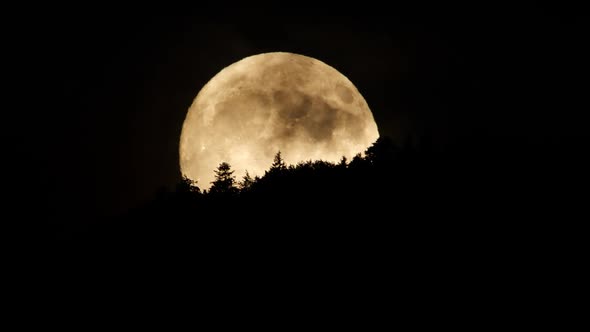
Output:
[180, 52, 379, 189]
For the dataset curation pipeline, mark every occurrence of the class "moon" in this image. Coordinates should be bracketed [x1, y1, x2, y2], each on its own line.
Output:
[180, 52, 379, 189]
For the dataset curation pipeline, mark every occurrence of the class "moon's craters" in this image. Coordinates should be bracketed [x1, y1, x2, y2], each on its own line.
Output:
[336, 84, 354, 104]
[274, 90, 312, 120]
[180, 52, 379, 189]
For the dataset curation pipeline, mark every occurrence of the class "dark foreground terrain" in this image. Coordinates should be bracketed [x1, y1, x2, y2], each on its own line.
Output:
[9, 135, 587, 327]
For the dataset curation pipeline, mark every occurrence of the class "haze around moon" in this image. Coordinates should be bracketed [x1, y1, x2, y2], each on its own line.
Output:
[180, 52, 379, 189]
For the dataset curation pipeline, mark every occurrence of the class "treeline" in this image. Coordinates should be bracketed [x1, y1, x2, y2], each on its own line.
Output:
[73, 133, 589, 250]
[35, 134, 587, 304]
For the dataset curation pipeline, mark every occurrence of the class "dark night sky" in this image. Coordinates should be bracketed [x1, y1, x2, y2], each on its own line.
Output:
[5, 2, 588, 218]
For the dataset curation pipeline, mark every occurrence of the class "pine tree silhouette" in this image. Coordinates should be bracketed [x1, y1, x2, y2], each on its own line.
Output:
[269, 151, 287, 173]
[209, 162, 238, 195]
[239, 171, 255, 191]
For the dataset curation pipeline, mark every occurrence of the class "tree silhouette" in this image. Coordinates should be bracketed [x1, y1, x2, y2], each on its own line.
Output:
[239, 171, 255, 191]
[348, 153, 369, 170]
[338, 156, 348, 168]
[365, 136, 399, 167]
[269, 151, 287, 173]
[209, 162, 238, 195]
[176, 176, 201, 195]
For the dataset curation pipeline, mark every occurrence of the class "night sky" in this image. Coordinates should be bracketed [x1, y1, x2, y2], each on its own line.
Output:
[6, 3, 587, 219]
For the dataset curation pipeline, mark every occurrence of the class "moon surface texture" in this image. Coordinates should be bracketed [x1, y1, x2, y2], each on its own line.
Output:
[180, 52, 379, 189]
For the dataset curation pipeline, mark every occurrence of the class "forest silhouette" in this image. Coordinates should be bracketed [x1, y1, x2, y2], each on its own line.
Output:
[45, 134, 587, 257]
[20, 134, 586, 323]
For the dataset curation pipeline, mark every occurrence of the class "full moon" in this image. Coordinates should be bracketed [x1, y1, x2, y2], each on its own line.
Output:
[180, 52, 379, 189]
